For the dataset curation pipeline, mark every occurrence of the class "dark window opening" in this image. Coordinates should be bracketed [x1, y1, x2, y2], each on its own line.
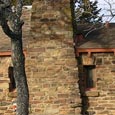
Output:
[84, 65, 95, 89]
[8, 66, 16, 92]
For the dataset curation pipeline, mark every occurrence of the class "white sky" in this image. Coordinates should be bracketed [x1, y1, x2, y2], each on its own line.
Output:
[91, 0, 115, 22]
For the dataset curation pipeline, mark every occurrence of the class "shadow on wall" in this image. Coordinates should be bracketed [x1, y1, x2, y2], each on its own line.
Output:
[77, 56, 96, 115]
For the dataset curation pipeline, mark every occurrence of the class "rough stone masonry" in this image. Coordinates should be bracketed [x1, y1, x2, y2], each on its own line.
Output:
[28, 0, 81, 115]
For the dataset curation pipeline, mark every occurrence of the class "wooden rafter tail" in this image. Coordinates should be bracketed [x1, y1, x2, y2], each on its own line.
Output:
[0, 50, 27, 57]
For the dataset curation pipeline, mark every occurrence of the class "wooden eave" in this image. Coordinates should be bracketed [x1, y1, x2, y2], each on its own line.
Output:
[0, 51, 11, 56]
[0, 50, 27, 57]
[76, 48, 115, 57]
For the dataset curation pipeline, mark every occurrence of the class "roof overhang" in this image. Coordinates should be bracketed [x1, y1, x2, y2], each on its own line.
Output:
[0, 50, 27, 57]
[76, 48, 115, 57]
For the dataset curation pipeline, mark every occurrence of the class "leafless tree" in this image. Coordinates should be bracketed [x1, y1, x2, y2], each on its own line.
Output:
[85, 0, 115, 37]
[75, 0, 115, 38]
[0, 0, 29, 115]
[104, 0, 115, 21]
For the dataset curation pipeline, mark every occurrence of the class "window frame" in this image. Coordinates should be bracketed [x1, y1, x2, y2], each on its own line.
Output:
[8, 66, 16, 92]
[83, 65, 96, 90]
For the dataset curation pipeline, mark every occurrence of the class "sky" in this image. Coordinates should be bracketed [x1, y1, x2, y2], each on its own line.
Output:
[91, 0, 115, 22]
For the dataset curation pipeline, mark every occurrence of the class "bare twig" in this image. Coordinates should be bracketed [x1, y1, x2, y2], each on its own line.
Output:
[16, 0, 23, 17]
[76, 0, 115, 38]
[104, 0, 115, 16]
[85, 24, 105, 38]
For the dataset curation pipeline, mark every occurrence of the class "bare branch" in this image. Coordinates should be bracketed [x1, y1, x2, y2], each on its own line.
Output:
[0, 0, 24, 38]
[1, 19, 14, 38]
[0, 0, 11, 9]
[75, 8, 83, 20]
[85, 24, 104, 38]
[104, 0, 115, 16]
[83, 24, 95, 32]
[75, 0, 115, 38]
[16, 0, 23, 17]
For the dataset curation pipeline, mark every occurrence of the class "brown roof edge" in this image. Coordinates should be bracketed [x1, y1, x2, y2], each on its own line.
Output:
[0, 50, 27, 57]
[76, 48, 115, 57]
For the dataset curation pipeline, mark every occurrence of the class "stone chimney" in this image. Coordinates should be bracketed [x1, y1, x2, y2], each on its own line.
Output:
[29, 0, 81, 115]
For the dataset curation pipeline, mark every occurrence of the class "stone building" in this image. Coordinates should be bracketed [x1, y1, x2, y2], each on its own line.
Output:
[0, 0, 81, 115]
[0, 0, 115, 115]
[75, 23, 115, 115]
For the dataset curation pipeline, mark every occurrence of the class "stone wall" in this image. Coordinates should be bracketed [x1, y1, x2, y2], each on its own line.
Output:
[78, 53, 115, 115]
[0, 0, 115, 115]
[0, 57, 16, 115]
[27, 0, 81, 115]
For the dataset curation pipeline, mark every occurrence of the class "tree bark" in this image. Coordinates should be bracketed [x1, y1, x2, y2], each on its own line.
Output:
[11, 36, 29, 115]
[0, 0, 29, 114]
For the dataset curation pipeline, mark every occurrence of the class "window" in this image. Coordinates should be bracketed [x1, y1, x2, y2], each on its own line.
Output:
[84, 65, 96, 90]
[8, 66, 16, 92]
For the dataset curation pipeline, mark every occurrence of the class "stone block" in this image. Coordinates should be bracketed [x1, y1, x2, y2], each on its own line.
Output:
[85, 91, 99, 97]
[0, 83, 9, 89]
[8, 92, 17, 98]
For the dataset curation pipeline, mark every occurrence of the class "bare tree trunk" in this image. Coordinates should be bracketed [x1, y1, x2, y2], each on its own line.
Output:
[0, 0, 29, 114]
[11, 37, 29, 115]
